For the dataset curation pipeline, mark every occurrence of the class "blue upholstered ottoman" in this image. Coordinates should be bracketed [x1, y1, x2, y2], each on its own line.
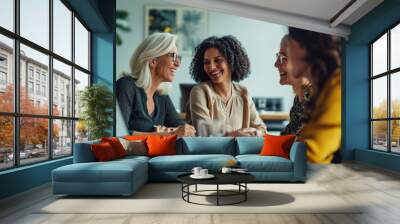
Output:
[52, 140, 150, 196]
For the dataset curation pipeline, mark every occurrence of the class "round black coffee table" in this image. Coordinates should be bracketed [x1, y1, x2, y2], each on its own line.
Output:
[177, 173, 255, 206]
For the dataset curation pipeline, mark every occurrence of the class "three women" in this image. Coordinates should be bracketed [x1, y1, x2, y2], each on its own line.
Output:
[117, 30, 342, 164]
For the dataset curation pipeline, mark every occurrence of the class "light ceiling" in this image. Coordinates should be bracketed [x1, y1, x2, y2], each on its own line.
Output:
[166, 0, 384, 37]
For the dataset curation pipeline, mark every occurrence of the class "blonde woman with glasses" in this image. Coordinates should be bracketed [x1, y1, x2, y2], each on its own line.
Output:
[116, 32, 196, 137]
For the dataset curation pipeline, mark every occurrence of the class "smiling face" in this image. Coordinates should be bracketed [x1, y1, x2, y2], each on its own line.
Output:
[274, 38, 290, 85]
[203, 48, 231, 84]
[152, 45, 180, 82]
[286, 38, 309, 82]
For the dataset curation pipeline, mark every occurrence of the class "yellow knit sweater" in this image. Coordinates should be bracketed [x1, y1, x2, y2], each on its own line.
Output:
[300, 70, 341, 164]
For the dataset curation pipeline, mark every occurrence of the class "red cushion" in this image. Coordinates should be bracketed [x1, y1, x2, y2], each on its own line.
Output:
[259, 134, 296, 159]
[101, 137, 126, 158]
[91, 142, 118, 161]
[146, 135, 177, 157]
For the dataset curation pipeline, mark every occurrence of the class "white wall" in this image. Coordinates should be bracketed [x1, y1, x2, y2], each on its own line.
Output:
[116, 0, 294, 134]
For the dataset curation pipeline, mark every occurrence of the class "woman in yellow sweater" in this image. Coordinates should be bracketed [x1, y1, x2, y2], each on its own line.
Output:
[286, 27, 342, 164]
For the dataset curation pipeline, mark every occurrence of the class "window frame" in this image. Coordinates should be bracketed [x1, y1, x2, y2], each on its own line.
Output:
[0, 0, 92, 171]
[370, 19, 400, 154]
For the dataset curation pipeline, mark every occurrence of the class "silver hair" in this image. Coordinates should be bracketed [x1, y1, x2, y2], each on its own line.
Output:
[129, 32, 178, 94]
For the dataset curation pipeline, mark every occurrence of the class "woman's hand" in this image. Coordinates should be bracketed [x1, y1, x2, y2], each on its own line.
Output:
[172, 124, 196, 137]
[226, 128, 258, 137]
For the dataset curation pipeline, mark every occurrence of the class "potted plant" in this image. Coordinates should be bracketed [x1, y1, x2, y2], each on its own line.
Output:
[79, 84, 113, 140]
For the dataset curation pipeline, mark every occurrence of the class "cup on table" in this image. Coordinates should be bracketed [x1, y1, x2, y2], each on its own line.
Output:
[191, 167, 202, 176]
[221, 167, 232, 174]
[199, 168, 208, 176]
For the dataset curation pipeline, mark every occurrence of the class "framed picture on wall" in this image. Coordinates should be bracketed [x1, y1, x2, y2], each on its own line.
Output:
[144, 5, 208, 55]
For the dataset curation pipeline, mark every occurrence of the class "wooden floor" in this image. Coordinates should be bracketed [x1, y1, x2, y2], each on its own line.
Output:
[1, 162, 400, 224]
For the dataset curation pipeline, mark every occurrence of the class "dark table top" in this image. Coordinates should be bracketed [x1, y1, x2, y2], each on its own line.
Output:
[177, 172, 255, 185]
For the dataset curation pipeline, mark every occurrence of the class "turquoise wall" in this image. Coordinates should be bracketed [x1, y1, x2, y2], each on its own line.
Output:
[344, 0, 400, 170]
[0, 0, 116, 200]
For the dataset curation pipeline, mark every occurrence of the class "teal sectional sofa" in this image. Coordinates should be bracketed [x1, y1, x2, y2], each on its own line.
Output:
[52, 137, 307, 196]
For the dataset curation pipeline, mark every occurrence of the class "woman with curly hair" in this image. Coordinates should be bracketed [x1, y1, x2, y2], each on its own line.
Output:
[189, 35, 266, 137]
[286, 27, 342, 163]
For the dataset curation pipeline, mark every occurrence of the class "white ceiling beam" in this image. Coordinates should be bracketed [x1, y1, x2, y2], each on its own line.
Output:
[330, 0, 368, 27]
[165, 0, 351, 37]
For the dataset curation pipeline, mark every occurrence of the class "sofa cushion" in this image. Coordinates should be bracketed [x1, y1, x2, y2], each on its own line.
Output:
[148, 154, 235, 172]
[118, 138, 147, 156]
[236, 155, 293, 172]
[115, 155, 150, 164]
[235, 137, 263, 155]
[147, 135, 177, 157]
[101, 137, 127, 158]
[91, 142, 118, 161]
[52, 157, 148, 195]
[177, 137, 235, 155]
[260, 134, 296, 159]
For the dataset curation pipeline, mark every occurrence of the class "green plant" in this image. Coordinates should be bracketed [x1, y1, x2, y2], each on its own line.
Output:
[79, 84, 113, 140]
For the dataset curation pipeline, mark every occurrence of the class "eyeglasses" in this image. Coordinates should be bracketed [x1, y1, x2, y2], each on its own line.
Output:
[168, 52, 182, 63]
[275, 53, 288, 64]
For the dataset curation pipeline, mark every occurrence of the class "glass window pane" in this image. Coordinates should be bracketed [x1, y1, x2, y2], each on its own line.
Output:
[0, 0, 14, 31]
[391, 120, 400, 153]
[74, 69, 89, 118]
[391, 72, 400, 118]
[53, 59, 72, 117]
[20, 44, 49, 115]
[372, 77, 387, 119]
[20, 117, 49, 165]
[372, 33, 387, 76]
[391, 24, 400, 70]
[0, 116, 14, 170]
[372, 121, 388, 151]
[0, 35, 14, 113]
[53, 119, 72, 158]
[74, 17, 89, 70]
[20, 0, 49, 49]
[75, 120, 88, 143]
[53, 0, 72, 60]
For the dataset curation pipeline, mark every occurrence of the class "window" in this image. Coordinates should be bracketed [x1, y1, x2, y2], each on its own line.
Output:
[0, 71, 6, 85]
[370, 22, 400, 154]
[36, 83, 40, 95]
[0, 55, 7, 67]
[42, 85, 46, 97]
[41, 73, 46, 83]
[0, 35, 13, 114]
[0, 0, 14, 32]
[0, 0, 91, 170]
[75, 17, 89, 70]
[0, 54, 7, 86]
[28, 81, 34, 94]
[35, 70, 41, 81]
[28, 67, 34, 80]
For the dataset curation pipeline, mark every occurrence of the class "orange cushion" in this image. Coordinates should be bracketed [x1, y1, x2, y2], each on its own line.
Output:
[259, 134, 296, 159]
[146, 135, 177, 157]
[101, 137, 127, 158]
[124, 135, 148, 141]
[91, 142, 118, 161]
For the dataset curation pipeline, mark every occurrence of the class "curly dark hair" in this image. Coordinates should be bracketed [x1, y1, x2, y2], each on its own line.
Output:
[288, 27, 342, 122]
[190, 35, 250, 83]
